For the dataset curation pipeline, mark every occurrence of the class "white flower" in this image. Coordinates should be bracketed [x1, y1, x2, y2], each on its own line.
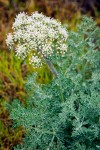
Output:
[29, 55, 42, 68]
[12, 12, 28, 29]
[6, 12, 68, 67]
[15, 44, 28, 60]
[6, 33, 14, 48]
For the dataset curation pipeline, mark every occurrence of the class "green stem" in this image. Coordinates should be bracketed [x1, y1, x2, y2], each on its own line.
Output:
[38, 49, 58, 77]
[45, 59, 58, 77]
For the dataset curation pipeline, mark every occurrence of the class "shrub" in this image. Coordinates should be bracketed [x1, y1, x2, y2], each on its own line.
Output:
[6, 13, 100, 150]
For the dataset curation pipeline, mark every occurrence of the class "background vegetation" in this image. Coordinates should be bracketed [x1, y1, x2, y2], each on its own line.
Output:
[0, 0, 100, 149]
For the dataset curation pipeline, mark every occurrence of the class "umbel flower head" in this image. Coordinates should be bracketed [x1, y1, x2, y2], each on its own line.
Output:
[6, 12, 68, 67]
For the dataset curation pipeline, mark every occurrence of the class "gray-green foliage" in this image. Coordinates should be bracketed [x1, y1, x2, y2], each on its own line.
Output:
[9, 16, 100, 150]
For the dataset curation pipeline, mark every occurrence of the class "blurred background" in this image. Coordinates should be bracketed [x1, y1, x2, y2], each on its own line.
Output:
[0, 0, 100, 149]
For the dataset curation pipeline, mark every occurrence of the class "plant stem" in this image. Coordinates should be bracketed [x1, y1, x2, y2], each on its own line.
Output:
[45, 59, 58, 77]
[38, 49, 58, 77]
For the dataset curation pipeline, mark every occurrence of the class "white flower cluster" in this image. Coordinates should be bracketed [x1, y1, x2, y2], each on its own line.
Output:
[6, 12, 68, 67]
[6, 33, 14, 49]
